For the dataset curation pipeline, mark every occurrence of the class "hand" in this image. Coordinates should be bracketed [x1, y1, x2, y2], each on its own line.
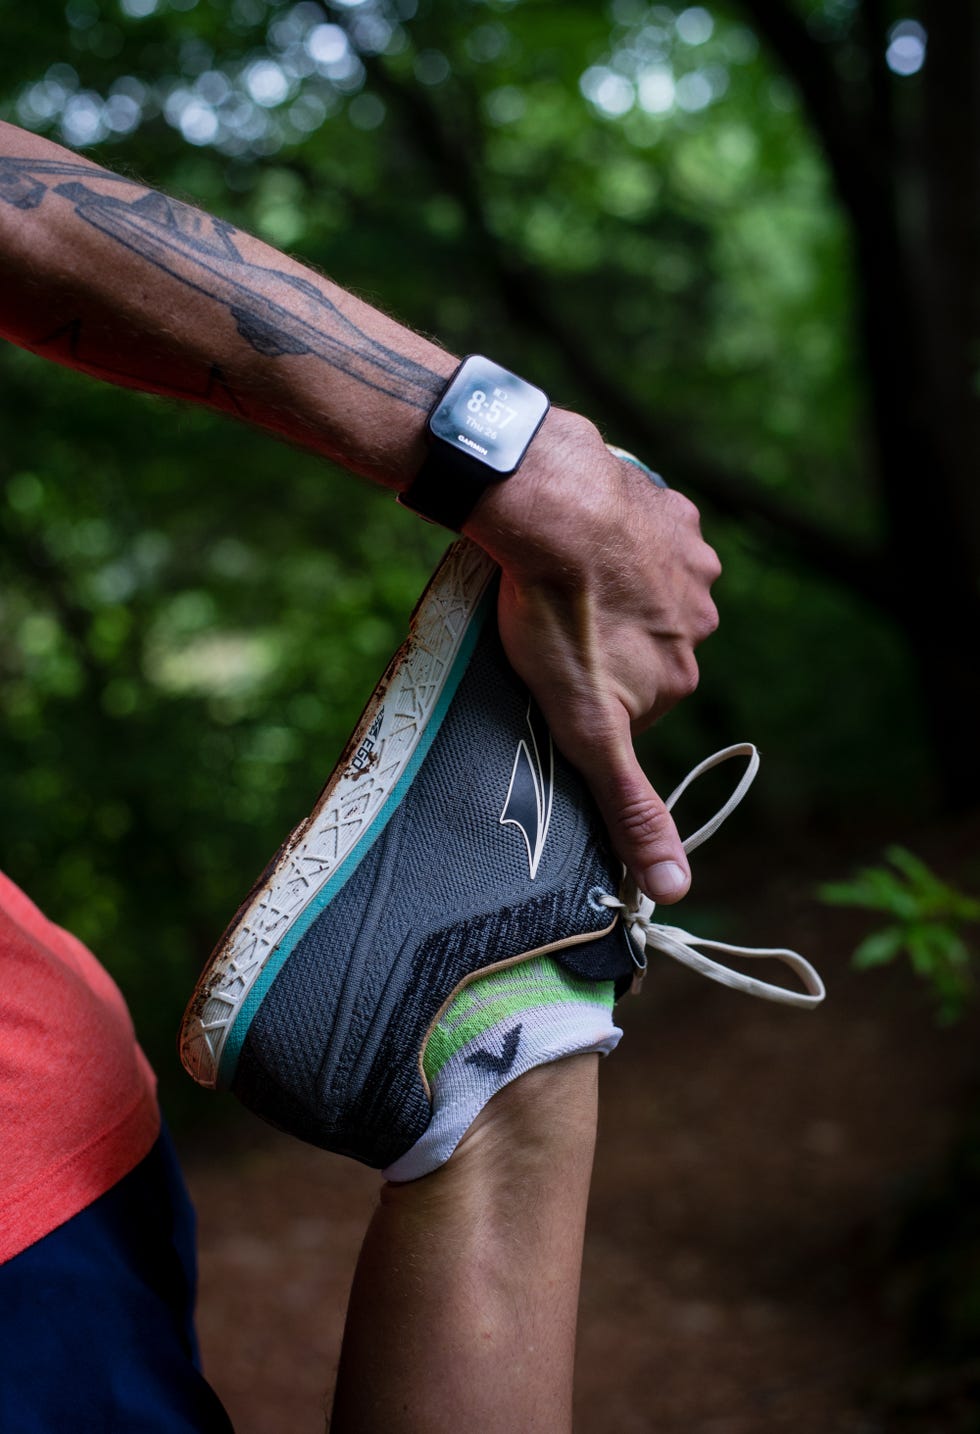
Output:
[466, 410, 721, 904]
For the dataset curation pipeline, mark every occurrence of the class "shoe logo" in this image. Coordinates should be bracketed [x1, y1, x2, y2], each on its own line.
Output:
[500, 700, 553, 879]
[347, 707, 384, 778]
[465, 1024, 522, 1076]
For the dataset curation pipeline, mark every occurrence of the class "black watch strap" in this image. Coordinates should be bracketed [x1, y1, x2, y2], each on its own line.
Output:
[399, 446, 497, 532]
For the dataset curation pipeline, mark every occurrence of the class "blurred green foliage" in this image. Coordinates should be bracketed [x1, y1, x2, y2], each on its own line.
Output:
[820, 846, 980, 1023]
[0, 0, 970, 1099]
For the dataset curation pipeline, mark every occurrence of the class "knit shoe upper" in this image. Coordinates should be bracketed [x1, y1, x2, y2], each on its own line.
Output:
[179, 540, 633, 1170]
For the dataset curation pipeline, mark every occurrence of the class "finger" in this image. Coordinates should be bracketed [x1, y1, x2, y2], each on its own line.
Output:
[568, 728, 691, 904]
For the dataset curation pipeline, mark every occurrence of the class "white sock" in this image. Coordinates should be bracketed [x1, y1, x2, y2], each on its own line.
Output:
[382, 955, 621, 1183]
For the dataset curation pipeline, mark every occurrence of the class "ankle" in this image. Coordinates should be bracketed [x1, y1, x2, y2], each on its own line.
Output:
[448, 1053, 599, 1177]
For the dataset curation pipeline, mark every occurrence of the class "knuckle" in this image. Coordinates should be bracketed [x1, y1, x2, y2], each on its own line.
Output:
[674, 655, 701, 700]
[660, 652, 700, 703]
[617, 795, 675, 848]
[695, 600, 720, 641]
[666, 490, 701, 525]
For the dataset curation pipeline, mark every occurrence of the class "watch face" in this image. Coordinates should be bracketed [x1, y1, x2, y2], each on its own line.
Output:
[428, 356, 550, 476]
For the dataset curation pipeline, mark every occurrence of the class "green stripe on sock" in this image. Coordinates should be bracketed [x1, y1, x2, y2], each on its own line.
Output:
[440, 956, 605, 1023]
[440, 975, 611, 1039]
[423, 956, 614, 1084]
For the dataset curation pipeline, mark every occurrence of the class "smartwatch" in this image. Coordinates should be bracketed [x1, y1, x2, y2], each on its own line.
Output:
[398, 355, 550, 531]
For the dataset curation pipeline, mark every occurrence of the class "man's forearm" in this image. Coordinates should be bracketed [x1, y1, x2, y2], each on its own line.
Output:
[0, 122, 721, 904]
[0, 121, 458, 489]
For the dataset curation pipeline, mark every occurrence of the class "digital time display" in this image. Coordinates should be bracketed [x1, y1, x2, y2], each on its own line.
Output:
[428, 356, 550, 475]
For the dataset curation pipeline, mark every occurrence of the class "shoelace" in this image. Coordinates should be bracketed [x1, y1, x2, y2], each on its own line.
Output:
[597, 744, 826, 1008]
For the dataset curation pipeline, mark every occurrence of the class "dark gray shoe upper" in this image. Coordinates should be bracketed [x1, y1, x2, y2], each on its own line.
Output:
[232, 605, 634, 1169]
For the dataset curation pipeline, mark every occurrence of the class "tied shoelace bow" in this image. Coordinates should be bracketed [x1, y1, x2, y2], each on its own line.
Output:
[598, 744, 826, 1009]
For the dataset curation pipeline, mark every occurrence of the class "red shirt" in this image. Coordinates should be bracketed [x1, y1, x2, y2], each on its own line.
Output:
[0, 870, 159, 1262]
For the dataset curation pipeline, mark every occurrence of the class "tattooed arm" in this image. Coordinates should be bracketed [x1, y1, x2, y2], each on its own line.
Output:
[0, 121, 720, 902]
[0, 122, 458, 482]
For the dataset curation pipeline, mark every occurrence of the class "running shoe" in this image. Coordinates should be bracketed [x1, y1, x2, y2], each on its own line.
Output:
[179, 539, 634, 1169]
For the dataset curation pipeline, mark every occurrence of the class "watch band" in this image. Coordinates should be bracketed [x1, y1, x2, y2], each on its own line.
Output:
[399, 444, 498, 531]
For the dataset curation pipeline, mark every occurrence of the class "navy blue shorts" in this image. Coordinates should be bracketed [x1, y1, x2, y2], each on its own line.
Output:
[0, 1126, 233, 1433]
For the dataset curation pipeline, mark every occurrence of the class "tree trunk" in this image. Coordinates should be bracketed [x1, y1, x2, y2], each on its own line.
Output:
[869, 0, 980, 807]
[743, 0, 980, 808]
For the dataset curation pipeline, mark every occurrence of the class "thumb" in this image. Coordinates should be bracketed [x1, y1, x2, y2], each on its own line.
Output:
[577, 740, 691, 905]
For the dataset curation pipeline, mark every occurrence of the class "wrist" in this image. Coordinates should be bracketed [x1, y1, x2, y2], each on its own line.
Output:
[463, 408, 617, 575]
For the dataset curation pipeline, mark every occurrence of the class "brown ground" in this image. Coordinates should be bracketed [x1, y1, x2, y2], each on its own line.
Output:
[180, 836, 980, 1434]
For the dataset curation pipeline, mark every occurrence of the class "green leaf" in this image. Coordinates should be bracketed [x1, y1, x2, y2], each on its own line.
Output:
[852, 926, 905, 969]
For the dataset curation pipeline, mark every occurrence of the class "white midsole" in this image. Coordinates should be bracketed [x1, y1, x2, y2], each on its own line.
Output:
[179, 539, 498, 1088]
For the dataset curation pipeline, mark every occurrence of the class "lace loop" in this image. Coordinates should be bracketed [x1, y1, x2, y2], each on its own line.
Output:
[604, 745, 825, 1009]
[667, 742, 760, 854]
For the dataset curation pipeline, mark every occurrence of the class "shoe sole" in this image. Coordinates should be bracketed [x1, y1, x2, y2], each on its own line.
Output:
[179, 539, 499, 1091]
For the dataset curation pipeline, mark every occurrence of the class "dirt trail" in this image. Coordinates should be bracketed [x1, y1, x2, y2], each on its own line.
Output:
[181, 874, 979, 1433]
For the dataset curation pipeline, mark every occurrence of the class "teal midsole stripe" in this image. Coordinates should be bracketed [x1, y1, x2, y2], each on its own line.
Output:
[217, 581, 495, 1087]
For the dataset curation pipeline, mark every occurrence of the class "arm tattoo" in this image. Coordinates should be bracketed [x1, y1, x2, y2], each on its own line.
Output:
[0, 158, 445, 411]
[38, 317, 246, 414]
[0, 156, 139, 209]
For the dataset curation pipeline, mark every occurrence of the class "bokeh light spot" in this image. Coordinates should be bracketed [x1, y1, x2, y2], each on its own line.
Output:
[676, 7, 714, 46]
[245, 59, 290, 107]
[886, 19, 926, 77]
[675, 70, 712, 112]
[580, 65, 635, 117]
[638, 66, 675, 114]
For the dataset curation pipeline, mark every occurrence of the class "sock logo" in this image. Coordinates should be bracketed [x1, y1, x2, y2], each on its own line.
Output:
[500, 700, 554, 879]
[465, 1024, 522, 1076]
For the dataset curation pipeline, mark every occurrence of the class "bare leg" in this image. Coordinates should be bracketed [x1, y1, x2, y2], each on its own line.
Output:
[331, 1054, 599, 1434]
